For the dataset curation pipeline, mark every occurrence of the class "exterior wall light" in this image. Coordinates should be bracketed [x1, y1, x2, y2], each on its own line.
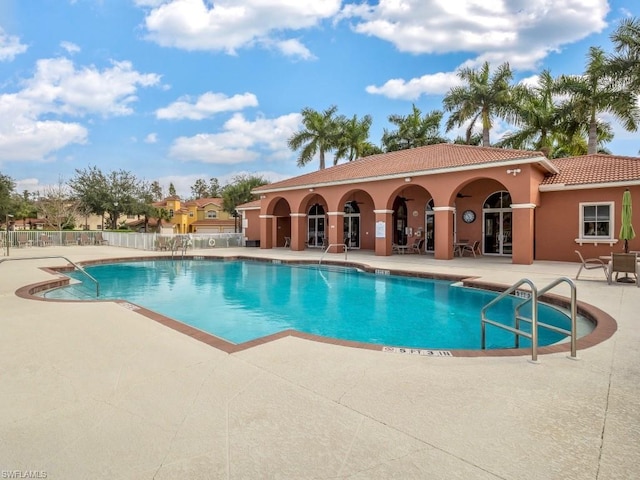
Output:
[507, 168, 521, 176]
[404, 177, 412, 182]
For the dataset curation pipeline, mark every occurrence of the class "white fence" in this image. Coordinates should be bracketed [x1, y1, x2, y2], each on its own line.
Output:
[0, 230, 244, 251]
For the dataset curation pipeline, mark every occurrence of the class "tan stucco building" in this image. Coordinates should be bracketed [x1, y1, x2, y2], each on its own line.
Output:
[242, 144, 639, 265]
[151, 196, 237, 234]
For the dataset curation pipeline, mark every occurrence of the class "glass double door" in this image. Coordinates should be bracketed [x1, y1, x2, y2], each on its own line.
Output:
[483, 210, 512, 255]
[307, 216, 325, 247]
[343, 215, 360, 248]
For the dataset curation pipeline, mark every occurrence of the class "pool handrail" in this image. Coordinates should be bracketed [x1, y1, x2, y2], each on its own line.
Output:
[319, 243, 348, 266]
[514, 277, 578, 360]
[0, 255, 100, 297]
[481, 277, 578, 362]
[481, 278, 539, 361]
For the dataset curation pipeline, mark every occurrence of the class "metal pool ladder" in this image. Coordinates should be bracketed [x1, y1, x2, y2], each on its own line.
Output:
[319, 243, 348, 266]
[0, 255, 100, 297]
[480, 277, 577, 362]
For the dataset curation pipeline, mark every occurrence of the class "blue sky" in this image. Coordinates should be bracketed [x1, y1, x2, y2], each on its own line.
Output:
[0, 0, 638, 198]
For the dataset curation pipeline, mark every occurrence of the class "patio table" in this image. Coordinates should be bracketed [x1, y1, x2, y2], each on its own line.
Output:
[454, 242, 469, 257]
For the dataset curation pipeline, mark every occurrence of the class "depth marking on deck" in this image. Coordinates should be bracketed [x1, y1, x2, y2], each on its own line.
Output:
[383, 346, 453, 357]
[119, 302, 141, 311]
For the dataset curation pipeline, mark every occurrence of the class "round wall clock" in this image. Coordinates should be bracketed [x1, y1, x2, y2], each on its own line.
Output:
[462, 209, 476, 223]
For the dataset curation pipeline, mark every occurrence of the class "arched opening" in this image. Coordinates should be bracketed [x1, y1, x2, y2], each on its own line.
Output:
[307, 203, 326, 247]
[483, 190, 512, 255]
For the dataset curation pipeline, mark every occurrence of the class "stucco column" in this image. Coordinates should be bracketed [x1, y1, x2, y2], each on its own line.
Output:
[327, 212, 345, 253]
[259, 214, 275, 249]
[433, 206, 454, 260]
[373, 209, 394, 256]
[511, 203, 536, 265]
[290, 213, 307, 251]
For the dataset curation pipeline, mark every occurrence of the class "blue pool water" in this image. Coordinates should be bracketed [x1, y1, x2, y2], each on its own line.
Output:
[45, 260, 581, 350]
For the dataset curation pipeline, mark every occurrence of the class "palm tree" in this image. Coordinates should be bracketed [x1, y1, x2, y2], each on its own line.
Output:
[443, 61, 514, 147]
[496, 70, 560, 155]
[381, 105, 446, 152]
[555, 46, 639, 154]
[288, 106, 341, 170]
[154, 207, 171, 232]
[334, 114, 373, 164]
[609, 17, 640, 90]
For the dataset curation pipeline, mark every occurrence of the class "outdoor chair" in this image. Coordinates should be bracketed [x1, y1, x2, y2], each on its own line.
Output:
[461, 240, 482, 258]
[64, 232, 76, 245]
[39, 234, 52, 247]
[410, 238, 425, 254]
[608, 253, 639, 287]
[156, 236, 169, 251]
[79, 233, 91, 245]
[94, 232, 108, 245]
[575, 250, 609, 280]
[283, 236, 291, 248]
[17, 233, 31, 248]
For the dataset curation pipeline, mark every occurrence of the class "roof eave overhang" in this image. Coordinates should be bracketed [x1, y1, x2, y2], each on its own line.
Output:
[540, 179, 640, 192]
[254, 155, 549, 194]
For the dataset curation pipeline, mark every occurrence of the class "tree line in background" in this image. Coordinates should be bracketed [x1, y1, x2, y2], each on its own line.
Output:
[289, 17, 640, 169]
[0, 169, 267, 231]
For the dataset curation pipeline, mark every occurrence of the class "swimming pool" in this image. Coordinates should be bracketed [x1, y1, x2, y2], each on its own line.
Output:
[44, 259, 586, 350]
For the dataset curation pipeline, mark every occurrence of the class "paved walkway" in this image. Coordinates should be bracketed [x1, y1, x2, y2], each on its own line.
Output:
[0, 246, 638, 479]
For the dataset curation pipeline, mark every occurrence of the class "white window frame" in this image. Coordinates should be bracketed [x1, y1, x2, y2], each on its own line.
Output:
[206, 210, 217, 219]
[575, 201, 618, 246]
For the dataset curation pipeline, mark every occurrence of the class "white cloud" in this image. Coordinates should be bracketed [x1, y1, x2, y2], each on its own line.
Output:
[22, 58, 161, 117]
[156, 91, 258, 120]
[272, 38, 316, 60]
[366, 71, 462, 100]
[14, 178, 42, 193]
[139, 0, 340, 59]
[145, 133, 158, 143]
[169, 112, 301, 164]
[356, 0, 609, 101]
[343, 0, 609, 70]
[60, 41, 81, 55]
[0, 56, 160, 161]
[0, 28, 28, 61]
[0, 114, 87, 162]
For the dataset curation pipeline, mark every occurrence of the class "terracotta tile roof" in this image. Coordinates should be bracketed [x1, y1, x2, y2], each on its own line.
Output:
[254, 143, 546, 192]
[236, 199, 261, 209]
[192, 197, 223, 208]
[541, 154, 640, 187]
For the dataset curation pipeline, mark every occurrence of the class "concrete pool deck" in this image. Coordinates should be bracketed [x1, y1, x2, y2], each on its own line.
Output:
[0, 246, 638, 479]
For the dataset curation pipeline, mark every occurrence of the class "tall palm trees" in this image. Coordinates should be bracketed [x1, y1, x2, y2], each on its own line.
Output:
[288, 107, 375, 169]
[496, 70, 558, 155]
[288, 106, 342, 170]
[334, 114, 374, 163]
[381, 104, 446, 152]
[610, 17, 640, 90]
[555, 46, 639, 155]
[443, 61, 514, 147]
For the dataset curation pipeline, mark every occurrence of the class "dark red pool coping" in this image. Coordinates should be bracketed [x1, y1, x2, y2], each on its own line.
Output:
[15, 255, 618, 357]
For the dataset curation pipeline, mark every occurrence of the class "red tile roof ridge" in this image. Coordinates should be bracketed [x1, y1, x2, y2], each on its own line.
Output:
[254, 143, 546, 192]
